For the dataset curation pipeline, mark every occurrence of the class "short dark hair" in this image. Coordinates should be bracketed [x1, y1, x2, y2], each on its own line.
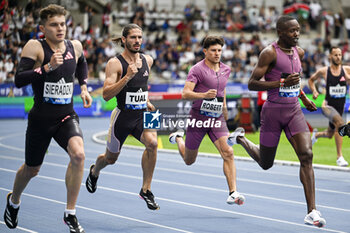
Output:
[329, 46, 341, 54]
[39, 4, 66, 25]
[112, 24, 143, 47]
[276, 15, 296, 31]
[202, 36, 224, 49]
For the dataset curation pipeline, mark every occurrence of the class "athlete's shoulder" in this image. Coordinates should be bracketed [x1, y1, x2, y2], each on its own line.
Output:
[21, 39, 42, 59]
[70, 39, 83, 48]
[343, 65, 350, 73]
[142, 53, 153, 67]
[24, 39, 42, 49]
[295, 46, 305, 59]
[70, 40, 83, 56]
[107, 56, 121, 69]
[191, 60, 205, 71]
[220, 62, 231, 71]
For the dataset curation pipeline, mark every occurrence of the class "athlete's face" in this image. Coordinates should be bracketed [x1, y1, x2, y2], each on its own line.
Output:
[204, 44, 222, 64]
[123, 29, 142, 54]
[278, 19, 300, 47]
[40, 15, 66, 43]
[330, 48, 342, 66]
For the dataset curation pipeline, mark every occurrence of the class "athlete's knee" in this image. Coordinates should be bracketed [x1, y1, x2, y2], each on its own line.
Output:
[221, 147, 234, 161]
[24, 164, 40, 177]
[70, 149, 85, 165]
[184, 157, 196, 165]
[105, 155, 116, 164]
[298, 148, 313, 166]
[145, 138, 158, 152]
[260, 162, 273, 170]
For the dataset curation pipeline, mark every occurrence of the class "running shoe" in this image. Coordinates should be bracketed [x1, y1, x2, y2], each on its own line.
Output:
[226, 191, 245, 205]
[139, 189, 160, 210]
[227, 127, 245, 146]
[304, 209, 326, 227]
[311, 128, 318, 145]
[3, 192, 19, 229]
[64, 214, 85, 233]
[338, 122, 350, 137]
[86, 164, 98, 193]
[169, 129, 184, 144]
[336, 156, 349, 167]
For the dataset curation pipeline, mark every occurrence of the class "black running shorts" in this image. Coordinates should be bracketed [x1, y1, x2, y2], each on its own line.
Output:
[25, 112, 83, 166]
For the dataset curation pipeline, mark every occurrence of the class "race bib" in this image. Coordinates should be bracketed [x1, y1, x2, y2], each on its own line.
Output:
[200, 97, 223, 118]
[329, 84, 346, 98]
[279, 79, 300, 97]
[125, 91, 148, 109]
[43, 81, 73, 104]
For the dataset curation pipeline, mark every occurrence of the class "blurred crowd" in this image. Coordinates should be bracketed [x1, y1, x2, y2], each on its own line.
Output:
[1, 0, 350, 86]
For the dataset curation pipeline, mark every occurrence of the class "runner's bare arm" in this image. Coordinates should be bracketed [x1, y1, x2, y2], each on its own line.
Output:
[102, 57, 131, 101]
[223, 89, 228, 121]
[182, 81, 217, 100]
[308, 67, 327, 100]
[248, 46, 280, 91]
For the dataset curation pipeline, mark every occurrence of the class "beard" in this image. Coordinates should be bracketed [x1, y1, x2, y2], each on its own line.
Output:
[125, 41, 140, 53]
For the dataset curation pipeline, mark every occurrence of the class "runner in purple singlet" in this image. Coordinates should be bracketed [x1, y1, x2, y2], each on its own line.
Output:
[169, 36, 245, 206]
[227, 15, 326, 227]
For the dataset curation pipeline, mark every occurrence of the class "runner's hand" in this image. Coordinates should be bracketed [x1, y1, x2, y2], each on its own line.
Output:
[284, 73, 300, 87]
[204, 89, 217, 99]
[49, 49, 64, 70]
[147, 101, 156, 111]
[125, 62, 138, 81]
[301, 96, 317, 112]
[312, 90, 319, 100]
[81, 89, 92, 108]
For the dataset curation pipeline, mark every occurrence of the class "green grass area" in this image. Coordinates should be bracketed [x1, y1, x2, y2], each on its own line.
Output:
[124, 130, 350, 167]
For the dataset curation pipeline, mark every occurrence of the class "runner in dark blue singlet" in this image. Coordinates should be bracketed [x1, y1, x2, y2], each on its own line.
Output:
[308, 46, 350, 167]
[85, 24, 160, 211]
[3, 5, 92, 233]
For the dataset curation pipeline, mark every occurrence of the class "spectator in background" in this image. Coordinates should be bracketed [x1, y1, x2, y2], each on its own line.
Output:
[309, 0, 322, 30]
[101, 9, 111, 36]
[345, 15, 350, 39]
[0, 66, 6, 83]
[334, 12, 344, 39]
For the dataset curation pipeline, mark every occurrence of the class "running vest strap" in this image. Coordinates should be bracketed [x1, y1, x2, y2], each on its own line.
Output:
[325, 66, 347, 106]
[31, 39, 77, 118]
[115, 54, 149, 110]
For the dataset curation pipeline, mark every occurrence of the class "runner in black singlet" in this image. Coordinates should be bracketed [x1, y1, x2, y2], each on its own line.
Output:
[308, 46, 350, 167]
[3, 5, 92, 233]
[85, 24, 160, 211]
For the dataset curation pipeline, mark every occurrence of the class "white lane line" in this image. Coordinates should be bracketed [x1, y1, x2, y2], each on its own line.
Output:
[0, 220, 38, 233]
[0, 187, 192, 233]
[1, 165, 349, 215]
[0, 179, 345, 233]
[2, 134, 350, 183]
[1, 155, 350, 213]
[1, 153, 349, 197]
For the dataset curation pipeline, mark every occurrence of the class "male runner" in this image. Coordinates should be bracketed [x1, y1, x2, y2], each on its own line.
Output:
[3, 4, 92, 233]
[169, 36, 245, 205]
[85, 24, 160, 210]
[308, 46, 350, 167]
[227, 15, 326, 227]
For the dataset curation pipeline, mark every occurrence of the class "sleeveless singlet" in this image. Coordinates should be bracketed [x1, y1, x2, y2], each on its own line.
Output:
[265, 42, 302, 104]
[325, 66, 347, 107]
[115, 54, 149, 110]
[31, 39, 77, 119]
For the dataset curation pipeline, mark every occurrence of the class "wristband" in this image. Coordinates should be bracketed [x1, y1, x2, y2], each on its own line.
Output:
[47, 62, 53, 72]
[298, 89, 305, 98]
[280, 78, 285, 88]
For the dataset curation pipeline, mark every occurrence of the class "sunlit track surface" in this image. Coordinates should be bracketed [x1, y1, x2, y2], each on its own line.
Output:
[0, 118, 349, 233]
